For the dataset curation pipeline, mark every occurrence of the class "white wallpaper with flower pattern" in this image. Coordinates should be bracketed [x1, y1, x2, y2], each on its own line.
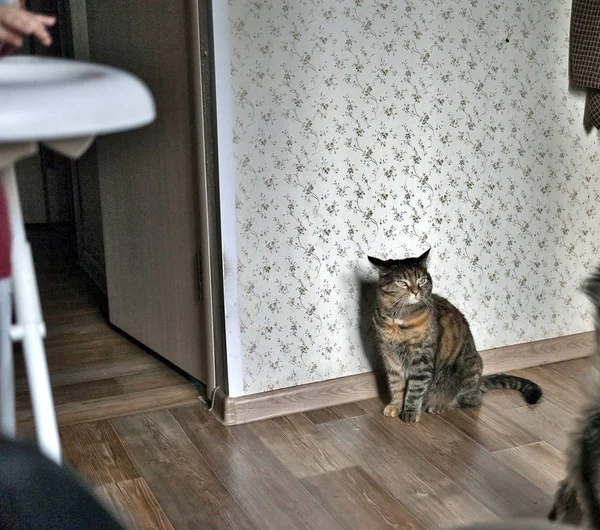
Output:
[229, 0, 600, 395]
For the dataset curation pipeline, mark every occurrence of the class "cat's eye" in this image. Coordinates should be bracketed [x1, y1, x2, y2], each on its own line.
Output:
[418, 278, 428, 286]
[395, 281, 408, 288]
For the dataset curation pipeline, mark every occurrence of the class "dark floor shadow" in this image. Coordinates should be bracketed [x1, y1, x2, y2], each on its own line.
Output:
[357, 279, 388, 400]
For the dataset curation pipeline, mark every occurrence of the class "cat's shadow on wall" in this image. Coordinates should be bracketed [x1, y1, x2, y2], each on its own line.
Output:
[357, 279, 389, 400]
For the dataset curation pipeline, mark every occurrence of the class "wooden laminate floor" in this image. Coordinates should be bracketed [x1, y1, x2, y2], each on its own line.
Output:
[20, 227, 589, 529]
[16, 225, 201, 432]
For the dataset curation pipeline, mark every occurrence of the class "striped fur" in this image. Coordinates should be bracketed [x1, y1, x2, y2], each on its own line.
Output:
[369, 250, 542, 424]
[549, 266, 600, 527]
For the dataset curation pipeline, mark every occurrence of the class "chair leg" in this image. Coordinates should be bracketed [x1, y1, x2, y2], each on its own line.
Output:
[0, 277, 14, 438]
[22, 324, 61, 462]
[1, 165, 61, 464]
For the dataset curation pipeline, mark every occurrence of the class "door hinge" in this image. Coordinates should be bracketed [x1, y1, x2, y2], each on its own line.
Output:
[195, 252, 203, 301]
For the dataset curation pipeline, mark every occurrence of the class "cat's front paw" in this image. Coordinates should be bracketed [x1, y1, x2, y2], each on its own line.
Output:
[383, 404, 400, 417]
[400, 409, 421, 423]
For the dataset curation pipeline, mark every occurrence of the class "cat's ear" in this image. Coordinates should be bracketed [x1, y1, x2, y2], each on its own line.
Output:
[417, 248, 430, 266]
[368, 256, 394, 271]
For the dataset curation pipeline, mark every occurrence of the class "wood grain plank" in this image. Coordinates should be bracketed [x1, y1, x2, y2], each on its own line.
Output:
[359, 399, 550, 518]
[111, 410, 256, 529]
[322, 414, 497, 528]
[52, 378, 125, 404]
[301, 467, 425, 530]
[171, 404, 343, 530]
[18, 384, 199, 428]
[500, 401, 574, 453]
[493, 442, 566, 496]
[40, 337, 141, 364]
[117, 368, 189, 394]
[44, 313, 113, 337]
[44, 317, 107, 339]
[60, 420, 139, 487]
[249, 412, 355, 478]
[304, 402, 366, 425]
[442, 403, 540, 452]
[481, 388, 533, 411]
[512, 366, 585, 416]
[14, 335, 145, 376]
[541, 357, 591, 385]
[15, 355, 165, 392]
[96, 478, 174, 530]
[525, 399, 576, 432]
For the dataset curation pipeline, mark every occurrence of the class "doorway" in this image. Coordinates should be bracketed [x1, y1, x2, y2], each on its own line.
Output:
[16, 0, 223, 407]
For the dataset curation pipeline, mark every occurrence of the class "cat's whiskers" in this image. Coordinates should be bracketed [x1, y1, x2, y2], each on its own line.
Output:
[385, 294, 403, 313]
[422, 296, 437, 314]
[386, 296, 406, 318]
[394, 298, 409, 318]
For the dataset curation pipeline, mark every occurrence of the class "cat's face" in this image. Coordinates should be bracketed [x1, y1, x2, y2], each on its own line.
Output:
[368, 249, 433, 306]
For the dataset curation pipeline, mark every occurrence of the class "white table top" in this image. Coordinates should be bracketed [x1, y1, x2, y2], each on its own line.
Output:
[0, 56, 155, 143]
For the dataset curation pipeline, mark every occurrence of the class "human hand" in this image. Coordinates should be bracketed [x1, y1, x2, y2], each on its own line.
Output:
[0, 5, 55, 48]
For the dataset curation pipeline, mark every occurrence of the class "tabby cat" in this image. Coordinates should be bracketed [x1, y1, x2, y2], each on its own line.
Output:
[368, 249, 542, 423]
[549, 266, 600, 527]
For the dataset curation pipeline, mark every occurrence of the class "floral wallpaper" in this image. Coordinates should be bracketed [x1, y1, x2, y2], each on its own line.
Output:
[229, 0, 600, 395]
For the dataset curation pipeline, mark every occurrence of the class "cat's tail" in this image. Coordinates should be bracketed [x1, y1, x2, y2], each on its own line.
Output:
[481, 374, 543, 404]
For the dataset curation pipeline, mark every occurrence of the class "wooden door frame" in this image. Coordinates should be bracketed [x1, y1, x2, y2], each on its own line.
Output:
[60, 0, 107, 295]
[189, 0, 228, 397]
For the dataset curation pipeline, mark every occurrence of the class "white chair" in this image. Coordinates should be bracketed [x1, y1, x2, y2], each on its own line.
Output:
[0, 56, 155, 464]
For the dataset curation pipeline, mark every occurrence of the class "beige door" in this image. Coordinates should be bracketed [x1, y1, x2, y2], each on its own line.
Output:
[84, 1, 207, 382]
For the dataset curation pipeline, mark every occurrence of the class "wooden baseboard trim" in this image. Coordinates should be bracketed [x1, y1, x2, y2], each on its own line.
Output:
[212, 373, 380, 426]
[213, 331, 594, 426]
